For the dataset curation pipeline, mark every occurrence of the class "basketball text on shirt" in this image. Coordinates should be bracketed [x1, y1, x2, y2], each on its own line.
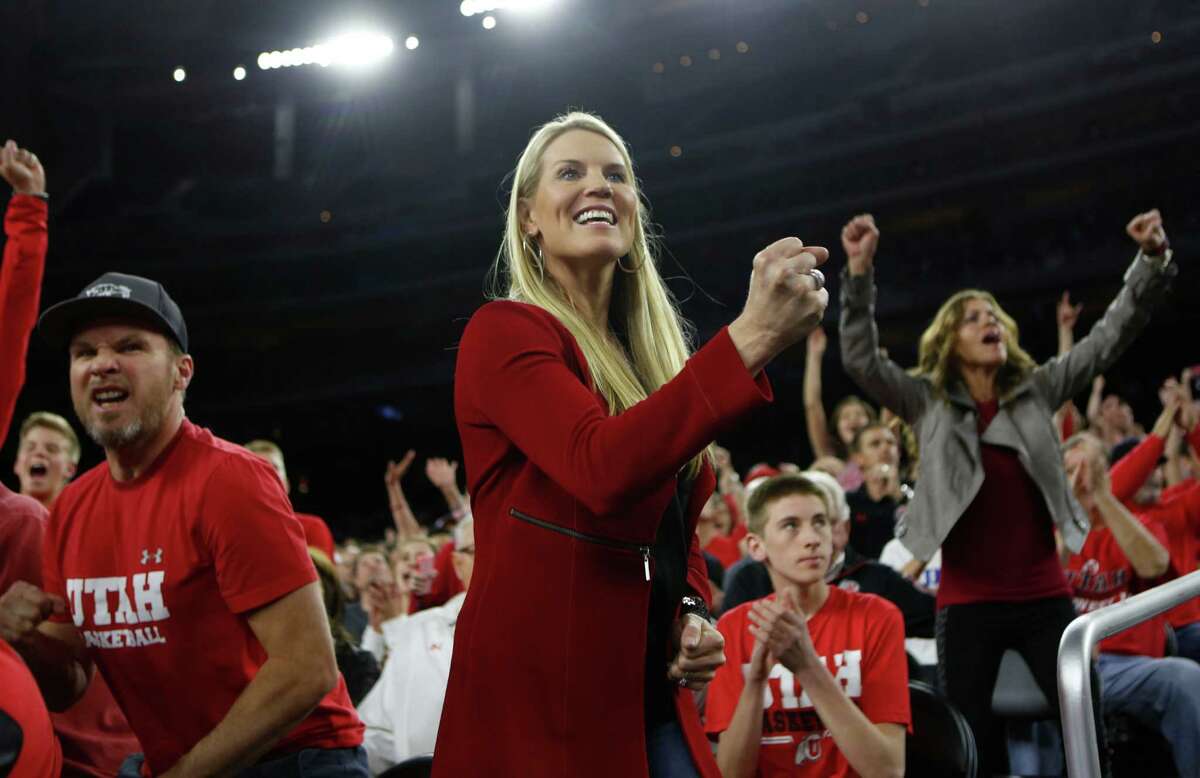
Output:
[750, 649, 863, 728]
[66, 571, 171, 649]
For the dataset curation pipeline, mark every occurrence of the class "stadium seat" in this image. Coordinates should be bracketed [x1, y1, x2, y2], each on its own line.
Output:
[378, 754, 434, 778]
[906, 680, 978, 778]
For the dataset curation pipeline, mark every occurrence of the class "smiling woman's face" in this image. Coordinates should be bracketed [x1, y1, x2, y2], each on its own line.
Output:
[521, 129, 637, 271]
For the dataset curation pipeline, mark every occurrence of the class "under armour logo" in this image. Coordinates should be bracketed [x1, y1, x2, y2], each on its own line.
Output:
[140, 548, 163, 564]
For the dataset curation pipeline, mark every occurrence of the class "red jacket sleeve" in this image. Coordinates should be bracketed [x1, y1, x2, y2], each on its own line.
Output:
[457, 302, 772, 517]
[1109, 434, 1163, 505]
[0, 195, 48, 441]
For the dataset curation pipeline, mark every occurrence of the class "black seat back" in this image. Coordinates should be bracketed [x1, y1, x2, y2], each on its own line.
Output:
[907, 681, 978, 778]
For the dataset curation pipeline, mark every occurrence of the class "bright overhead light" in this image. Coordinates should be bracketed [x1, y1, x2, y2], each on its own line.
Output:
[460, 0, 554, 18]
[173, 67, 186, 82]
[482, 15, 497, 29]
[405, 35, 420, 50]
[256, 31, 396, 71]
[233, 66, 247, 81]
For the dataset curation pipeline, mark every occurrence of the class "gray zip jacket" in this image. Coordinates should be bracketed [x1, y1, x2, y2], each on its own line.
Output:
[839, 250, 1177, 562]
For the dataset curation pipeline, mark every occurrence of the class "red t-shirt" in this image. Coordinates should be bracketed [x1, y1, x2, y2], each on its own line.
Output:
[1064, 518, 1172, 657]
[0, 638, 63, 778]
[706, 588, 911, 777]
[42, 420, 363, 775]
[939, 399, 1071, 607]
[296, 512, 336, 560]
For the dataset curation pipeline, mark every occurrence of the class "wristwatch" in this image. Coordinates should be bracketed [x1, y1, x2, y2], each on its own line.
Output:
[680, 595, 714, 626]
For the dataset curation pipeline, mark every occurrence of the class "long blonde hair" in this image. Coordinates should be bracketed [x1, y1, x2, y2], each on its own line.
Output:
[489, 111, 705, 477]
[915, 289, 1037, 400]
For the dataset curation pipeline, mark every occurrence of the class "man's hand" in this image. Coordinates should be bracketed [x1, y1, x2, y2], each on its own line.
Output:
[424, 458, 459, 491]
[0, 582, 66, 646]
[0, 140, 46, 195]
[365, 580, 409, 628]
[842, 213, 880, 276]
[899, 558, 927, 582]
[667, 613, 725, 691]
[864, 462, 901, 502]
[747, 590, 821, 675]
[1153, 388, 1183, 439]
[1126, 209, 1167, 254]
[1056, 291, 1082, 332]
[744, 633, 777, 688]
[712, 444, 734, 476]
[384, 450, 416, 489]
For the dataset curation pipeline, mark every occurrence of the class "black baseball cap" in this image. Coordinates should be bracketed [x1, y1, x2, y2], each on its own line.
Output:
[38, 272, 189, 352]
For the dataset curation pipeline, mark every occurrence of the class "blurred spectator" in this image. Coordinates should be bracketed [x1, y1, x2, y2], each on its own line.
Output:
[844, 423, 907, 560]
[13, 412, 80, 511]
[1108, 392, 1200, 663]
[698, 493, 740, 570]
[838, 209, 1175, 775]
[1, 272, 365, 776]
[706, 474, 908, 778]
[802, 325, 877, 495]
[311, 549, 380, 706]
[1063, 433, 1200, 777]
[358, 517, 475, 772]
[878, 538, 942, 669]
[0, 139, 48, 443]
[246, 439, 336, 561]
[345, 545, 392, 643]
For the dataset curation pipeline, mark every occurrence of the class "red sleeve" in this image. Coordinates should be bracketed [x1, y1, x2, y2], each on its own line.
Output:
[0, 195, 48, 442]
[1188, 423, 1200, 461]
[198, 457, 317, 614]
[1109, 434, 1164, 505]
[705, 608, 748, 736]
[457, 302, 772, 517]
[858, 597, 912, 731]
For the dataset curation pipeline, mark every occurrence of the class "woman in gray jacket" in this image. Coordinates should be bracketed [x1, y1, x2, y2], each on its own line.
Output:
[838, 209, 1176, 774]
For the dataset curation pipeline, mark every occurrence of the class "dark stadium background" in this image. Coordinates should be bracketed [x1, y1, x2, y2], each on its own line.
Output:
[2, 0, 1196, 539]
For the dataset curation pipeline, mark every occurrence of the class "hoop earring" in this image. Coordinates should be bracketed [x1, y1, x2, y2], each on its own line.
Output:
[617, 254, 643, 274]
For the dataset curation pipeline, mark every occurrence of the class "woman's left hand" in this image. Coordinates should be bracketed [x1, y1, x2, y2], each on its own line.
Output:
[667, 614, 726, 691]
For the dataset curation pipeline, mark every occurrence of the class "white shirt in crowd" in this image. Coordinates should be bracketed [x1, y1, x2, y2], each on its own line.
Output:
[358, 592, 465, 774]
[879, 538, 942, 667]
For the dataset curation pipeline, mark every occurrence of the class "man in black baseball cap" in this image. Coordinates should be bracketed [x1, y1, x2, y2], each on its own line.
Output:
[2, 273, 369, 775]
[38, 271, 188, 352]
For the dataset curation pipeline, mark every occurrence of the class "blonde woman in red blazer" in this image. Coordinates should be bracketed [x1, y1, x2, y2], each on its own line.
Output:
[432, 112, 829, 778]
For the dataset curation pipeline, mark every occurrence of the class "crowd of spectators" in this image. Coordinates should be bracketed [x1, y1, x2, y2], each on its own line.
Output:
[0, 128, 1196, 778]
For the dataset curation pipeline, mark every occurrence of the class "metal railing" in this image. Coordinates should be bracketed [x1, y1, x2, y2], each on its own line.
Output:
[1057, 569, 1200, 777]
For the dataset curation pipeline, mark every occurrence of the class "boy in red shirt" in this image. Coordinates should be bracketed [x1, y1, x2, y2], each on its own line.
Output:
[0, 273, 365, 776]
[706, 473, 909, 778]
[1062, 433, 1200, 778]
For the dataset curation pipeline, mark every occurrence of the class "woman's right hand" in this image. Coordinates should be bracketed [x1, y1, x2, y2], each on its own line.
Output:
[729, 237, 830, 375]
[842, 213, 880, 276]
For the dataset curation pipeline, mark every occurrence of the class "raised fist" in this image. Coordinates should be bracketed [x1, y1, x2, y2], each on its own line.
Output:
[0, 140, 46, 195]
[841, 213, 880, 275]
[1125, 209, 1167, 254]
[0, 581, 65, 645]
[734, 237, 830, 365]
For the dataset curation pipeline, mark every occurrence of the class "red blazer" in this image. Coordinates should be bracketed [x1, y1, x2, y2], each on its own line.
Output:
[434, 301, 771, 778]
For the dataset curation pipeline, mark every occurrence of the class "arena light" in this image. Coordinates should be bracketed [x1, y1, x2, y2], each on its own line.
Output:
[460, 0, 555, 18]
[405, 35, 420, 50]
[173, 67, 186, 83]
[233, 66, 247, 81]
[256, 31, 397, 71]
